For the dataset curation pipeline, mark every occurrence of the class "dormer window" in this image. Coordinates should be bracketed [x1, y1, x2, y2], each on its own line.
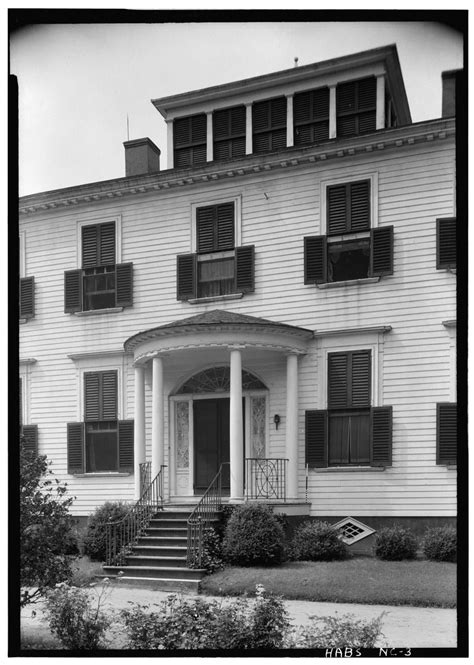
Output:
[336, 77, 377, 137]
[294, 87, 330, 146]
[174, 114, 207, 168]
[213, 106, 246, 161]
[252, 96, 287, 154]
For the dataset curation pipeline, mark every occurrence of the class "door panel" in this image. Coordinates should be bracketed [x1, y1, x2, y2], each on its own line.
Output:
[194, 398, 231, 491]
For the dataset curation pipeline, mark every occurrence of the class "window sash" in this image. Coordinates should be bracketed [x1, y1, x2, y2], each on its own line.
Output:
[85, 421, 119, 472]
[328, 411, 371, 465]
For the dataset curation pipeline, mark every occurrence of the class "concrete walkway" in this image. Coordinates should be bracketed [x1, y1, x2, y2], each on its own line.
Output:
[21, 584, 456, 650]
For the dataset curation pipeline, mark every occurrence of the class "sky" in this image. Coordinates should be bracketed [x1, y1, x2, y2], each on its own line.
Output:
[10, 17, 464, 197]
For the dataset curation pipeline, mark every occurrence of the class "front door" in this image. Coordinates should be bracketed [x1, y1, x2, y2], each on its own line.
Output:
[193, 398, 230, 492]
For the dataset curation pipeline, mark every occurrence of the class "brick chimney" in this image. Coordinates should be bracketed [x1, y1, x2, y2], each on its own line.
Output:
[441, 70, 458, 118]
[124, 137, 161, 176]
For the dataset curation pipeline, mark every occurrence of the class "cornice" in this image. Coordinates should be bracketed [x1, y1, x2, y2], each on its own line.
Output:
[19, 118, 455, 215]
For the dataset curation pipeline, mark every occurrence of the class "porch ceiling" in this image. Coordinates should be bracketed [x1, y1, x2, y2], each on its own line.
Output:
[124, 309, 314, 363]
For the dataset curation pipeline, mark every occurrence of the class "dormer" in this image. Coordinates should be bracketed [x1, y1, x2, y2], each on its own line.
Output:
[152, 44, 411, 170]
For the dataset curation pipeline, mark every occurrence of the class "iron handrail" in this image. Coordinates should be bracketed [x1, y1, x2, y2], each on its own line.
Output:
[105, 464, 166, 566]
[187, 463, 228, 568]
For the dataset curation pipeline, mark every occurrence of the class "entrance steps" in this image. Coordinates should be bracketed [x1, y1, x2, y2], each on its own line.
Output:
[102, 507, 220, 593]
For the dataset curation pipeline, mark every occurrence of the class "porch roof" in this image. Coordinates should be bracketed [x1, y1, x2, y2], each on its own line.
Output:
[124, 309, 314, 354]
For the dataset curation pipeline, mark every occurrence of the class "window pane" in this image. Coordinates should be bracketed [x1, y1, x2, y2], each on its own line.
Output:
[198, 257, 235, 297]
[86, 426, 118, 471]
[328, 239, 370, 282]
[350, 413, 370, 464]
[329, 412, 370, 465]
[329, 414, 350, 464]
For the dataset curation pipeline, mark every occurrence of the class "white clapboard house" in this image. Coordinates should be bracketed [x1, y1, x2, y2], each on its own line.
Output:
[19, 44, 457, 583]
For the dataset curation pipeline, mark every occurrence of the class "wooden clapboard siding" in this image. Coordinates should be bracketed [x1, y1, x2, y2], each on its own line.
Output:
[19, 135, 456, 516]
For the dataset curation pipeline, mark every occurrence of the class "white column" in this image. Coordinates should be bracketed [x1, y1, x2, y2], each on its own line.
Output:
[206, 111, 213, 162]
[285, 353, 299, 500]
[245, 103, 253, 155]
[151, 355, 164, 479]
[376, 75, 386, 130]
[166, 119, 174, 169]
[286, 94, 294, 147]
[229, 346, 244, 501]
[329, 85, 337, 139]
[134, 365, 146, 500]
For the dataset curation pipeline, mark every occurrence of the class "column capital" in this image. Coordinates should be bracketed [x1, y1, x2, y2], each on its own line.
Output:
[285, 92, 294, 99]
[228, 344, 246, 351]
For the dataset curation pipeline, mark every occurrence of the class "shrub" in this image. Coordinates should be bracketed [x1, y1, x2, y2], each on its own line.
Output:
[20, 441, 76, 607]
[222, 503, 285, 567]
[120, 585, 292, 650]
[296, 612, 385, 648]
[188, 526, 224, 574]
[45, 581, 111, 650]
[83, 501, 130, 561]
[423, 526, 457, 562]
[291, 520, 348, 562]
[374, 525, 417, 561]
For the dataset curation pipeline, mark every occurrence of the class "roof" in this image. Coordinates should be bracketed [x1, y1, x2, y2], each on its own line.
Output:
[124, 309, 314, 353]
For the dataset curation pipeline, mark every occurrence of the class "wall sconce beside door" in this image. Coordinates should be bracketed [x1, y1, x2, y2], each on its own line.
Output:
[273, 414, 281, 430]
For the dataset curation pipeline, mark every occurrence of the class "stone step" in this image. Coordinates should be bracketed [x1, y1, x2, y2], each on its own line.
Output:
[103, 565, 205, 581]
[137, 535, 188, 547]
[145, 527, 188, 538]
[132, 545, 188, 558]
[125, 555, 189, 568]
[105, 575, 201, 594]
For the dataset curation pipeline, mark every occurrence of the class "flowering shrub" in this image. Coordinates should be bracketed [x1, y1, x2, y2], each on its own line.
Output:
[45, 581, 111, 650]
[422, 526, 457, 562]
[120, 585, 292, 650]
[374, 525, 417, 561]
[296, 612, 385, 648]
[291, 520, 348, 562]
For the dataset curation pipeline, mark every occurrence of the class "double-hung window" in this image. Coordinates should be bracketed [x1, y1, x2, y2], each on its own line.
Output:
[64, 221, 133, 313]
[304, 178, 393, 285]
[177, 201, 255, 301]
[67, 370, 134, 474]
[305, 349, 392, 469]
[173, 114, 207, 168]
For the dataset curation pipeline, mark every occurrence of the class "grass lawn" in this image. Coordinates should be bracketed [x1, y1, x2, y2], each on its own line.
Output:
[200, 558, 456, 608]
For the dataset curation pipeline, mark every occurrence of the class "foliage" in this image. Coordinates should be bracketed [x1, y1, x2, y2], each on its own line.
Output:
[296, 612, 385, 648]
[20, 441, 76, 607]
[82, 501, 131, 561]
[188, 526, 224, 574]
[422, 526, 457, 562]
[222, 503, 285, 567]
[291, 520, 348, 562]
[45, 581, 111, 650]
[120, 585, 292, 650]
[374, 525, 418, 561]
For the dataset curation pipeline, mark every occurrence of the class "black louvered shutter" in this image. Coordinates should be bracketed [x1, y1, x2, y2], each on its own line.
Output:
[116, 262, 133, 307]
[371, 226, 393, 276]
[350, 181, 371, 231]
[305, 410, 328, 468]
[67, 422, 85, 474]
[174, 117, 191, 147]
[437, 218, 456, 269]
[82, 224, 98, 267]
[328, 353, 349, 408]
[351, 350, 371, 407]
[197, 206, 216, 253]
[371, 406, 392, 467]
[22, 424, 38, 455]
[337, 81, 356, 114]
[64, 269, 83, 313]
[99, 223, 116, 266]
[102, 372, 118, 420]
[304, 236, 327, 284]
[358, 77, 377, 110]
[327, 185, 347, 235]
[177, 253, 197, 300]
[437, 403, 457, 465]
[235, 245, 255, 293]
[20, 276, 35, 319]
[118, 420, 134, 472]
[253, 100, 270, 132]
[84, 373, 100, 421]
[191, 114, 207, 144]
[216, 203, 235, 251]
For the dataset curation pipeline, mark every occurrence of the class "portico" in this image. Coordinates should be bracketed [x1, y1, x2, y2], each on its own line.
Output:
[124, 310, 313, 503]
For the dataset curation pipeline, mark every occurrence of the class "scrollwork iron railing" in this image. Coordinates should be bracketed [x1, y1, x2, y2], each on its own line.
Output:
[139, 461, 151, 493]
[105, 465, 166, 566]
[245, 458, 288, 502]
[187, 463, 228, 568]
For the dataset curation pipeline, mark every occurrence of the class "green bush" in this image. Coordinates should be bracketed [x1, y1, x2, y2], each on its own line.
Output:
[83, 501, 130, 561]
[374, 525, 417, 561]
[423, 526, 457, 562]
[188, 526, 224, 574]
[296, 612, 385, 648]
[120, 585, 292, 650]
[291, 520, 348, 562]
[45, 582, 111, 650]
[222, 503, 285, 567]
